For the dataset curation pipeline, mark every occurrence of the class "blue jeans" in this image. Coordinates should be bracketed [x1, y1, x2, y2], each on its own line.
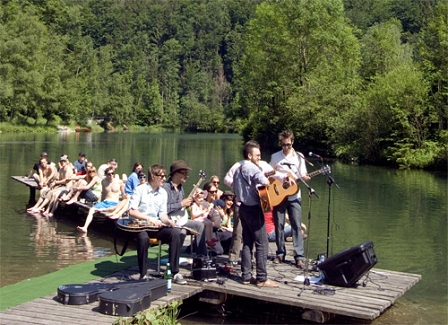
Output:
[273, 199, 304, 261]
[239, 203, 268, 283]
[267, 225, 292, 242]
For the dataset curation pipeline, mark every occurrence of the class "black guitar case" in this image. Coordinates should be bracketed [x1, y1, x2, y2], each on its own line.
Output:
[57, 281, 140, 305]
[98, 279, 168, 317]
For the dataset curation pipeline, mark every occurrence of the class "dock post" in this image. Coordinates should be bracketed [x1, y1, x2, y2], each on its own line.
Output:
[29, 187, 36, 205]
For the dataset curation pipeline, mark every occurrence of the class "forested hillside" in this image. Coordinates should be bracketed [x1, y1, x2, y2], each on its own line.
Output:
[0, 0, 446, 169]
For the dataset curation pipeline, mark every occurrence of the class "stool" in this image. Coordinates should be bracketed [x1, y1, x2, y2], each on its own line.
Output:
[149, 237, 162, 273]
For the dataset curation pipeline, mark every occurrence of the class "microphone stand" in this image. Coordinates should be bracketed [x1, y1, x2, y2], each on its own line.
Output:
[298, 178, 318, 286]
[314, 158, 339, 258]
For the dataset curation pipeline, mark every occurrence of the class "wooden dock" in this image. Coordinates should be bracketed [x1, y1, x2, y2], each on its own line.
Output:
[0, 251, 421, 324]
[7, 176, 421, 324]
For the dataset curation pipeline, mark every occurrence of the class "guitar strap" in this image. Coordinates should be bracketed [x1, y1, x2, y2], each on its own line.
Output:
[114, 226, 131, 256]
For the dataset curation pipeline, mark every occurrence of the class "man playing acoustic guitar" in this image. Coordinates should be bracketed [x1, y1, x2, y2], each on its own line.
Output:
[270, 130, 311, 269]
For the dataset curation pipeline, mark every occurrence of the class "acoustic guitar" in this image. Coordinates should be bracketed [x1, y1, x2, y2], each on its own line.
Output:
[258, 165, 331, 212]
[116, 218, 199, 236]
[168, 170, 206, 226]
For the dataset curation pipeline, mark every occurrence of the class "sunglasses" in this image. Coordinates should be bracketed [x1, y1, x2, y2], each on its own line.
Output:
[139, 175, 146, 179]
[208, 190, 217, 194]
[281, 143, 293, 147]
[213, 181, 220, 184]
[107, 173, 114, 176]
[157, 174, 166, 178]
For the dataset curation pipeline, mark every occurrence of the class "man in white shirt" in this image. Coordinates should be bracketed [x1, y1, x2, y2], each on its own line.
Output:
[270, 130, 310, 269]
[128, 164, 186, 283]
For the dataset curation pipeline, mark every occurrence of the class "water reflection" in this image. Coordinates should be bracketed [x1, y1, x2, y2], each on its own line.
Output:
[30, 214, 111, 264]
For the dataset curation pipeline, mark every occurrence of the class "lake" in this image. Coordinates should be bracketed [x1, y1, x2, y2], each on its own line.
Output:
[0, 131, 446, 324]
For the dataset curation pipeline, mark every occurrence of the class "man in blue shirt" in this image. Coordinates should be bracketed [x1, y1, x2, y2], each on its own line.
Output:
[73, 152, 87, 175]
[233, 142, 279, 288]
[129, 164, 186, 283]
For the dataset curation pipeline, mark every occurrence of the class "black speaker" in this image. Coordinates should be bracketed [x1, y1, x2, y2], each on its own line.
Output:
[318, 241, 377, 287]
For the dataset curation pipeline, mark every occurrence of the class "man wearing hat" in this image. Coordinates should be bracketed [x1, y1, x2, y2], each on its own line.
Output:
[162, 160, 208, 256]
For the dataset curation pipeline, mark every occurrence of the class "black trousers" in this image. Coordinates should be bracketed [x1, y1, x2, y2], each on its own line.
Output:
[136, 227, 185, 278]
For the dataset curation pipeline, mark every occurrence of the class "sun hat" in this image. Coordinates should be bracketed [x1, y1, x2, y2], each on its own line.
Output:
[169, 160, 192, 175]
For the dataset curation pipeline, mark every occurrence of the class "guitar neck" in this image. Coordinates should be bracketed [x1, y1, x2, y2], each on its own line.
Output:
[306, 166, 330, 179]
[187, 180, 204, 198]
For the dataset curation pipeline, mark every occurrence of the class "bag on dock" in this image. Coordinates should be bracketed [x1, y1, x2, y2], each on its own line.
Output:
[98, 279, 168, 316]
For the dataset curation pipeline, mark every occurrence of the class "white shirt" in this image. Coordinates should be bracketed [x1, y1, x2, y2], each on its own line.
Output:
[129, 183, 168, 219]
[270, 150, 308, 201]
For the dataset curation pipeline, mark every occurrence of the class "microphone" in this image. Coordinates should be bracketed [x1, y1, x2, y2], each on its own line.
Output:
[309, 152, 322, 159]
[281, 162, 294, 168]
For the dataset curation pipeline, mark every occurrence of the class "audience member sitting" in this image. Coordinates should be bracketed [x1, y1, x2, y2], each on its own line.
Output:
[209, 175, 223, 199]
[27, 157, 72, 215]
[27, 152, 54, 182]
[106, 162, 143, 219]
[41, 156, 75, 217]
[220, 191, 235, 232]
[77, 167, 126, 233]
[64, 165, 101, 204]
[203, 181, 219, 204]
[32, 157, 57, 190]
[73, 152, 88, 175]
[264, 211, 307, 242]
[97, 158, 118, 179]
[190, 191, 217, 247]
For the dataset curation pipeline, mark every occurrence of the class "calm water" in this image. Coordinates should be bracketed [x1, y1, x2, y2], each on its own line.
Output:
[0, 132, 446, 324]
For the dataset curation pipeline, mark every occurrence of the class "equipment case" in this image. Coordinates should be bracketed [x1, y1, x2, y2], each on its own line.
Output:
[57, 282, 133, 305]
[191, 255, 217, 280]
[318, 241, 378, 287]
[98, 279, 167, 317]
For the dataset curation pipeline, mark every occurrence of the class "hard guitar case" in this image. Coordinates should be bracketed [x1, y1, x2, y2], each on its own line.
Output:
[57, 281, 142, 305]
[98, 279, 168, 317]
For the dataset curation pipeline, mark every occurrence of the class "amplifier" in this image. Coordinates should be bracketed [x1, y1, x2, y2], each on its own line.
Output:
[318, 241, 378, 287]
[191, 255, 217, 281]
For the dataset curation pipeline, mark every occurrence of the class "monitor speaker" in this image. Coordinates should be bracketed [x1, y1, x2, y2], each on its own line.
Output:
[318, 241, 378, 287]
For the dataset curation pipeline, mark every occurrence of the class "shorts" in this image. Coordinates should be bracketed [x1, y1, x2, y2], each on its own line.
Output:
[94, 200, 118, 209]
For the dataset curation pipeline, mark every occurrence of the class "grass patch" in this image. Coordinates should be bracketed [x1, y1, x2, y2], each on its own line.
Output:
[0, 248, 166, 310]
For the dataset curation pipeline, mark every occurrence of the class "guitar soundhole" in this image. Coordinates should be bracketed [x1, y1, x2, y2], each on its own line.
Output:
[282, 182, 290, 190]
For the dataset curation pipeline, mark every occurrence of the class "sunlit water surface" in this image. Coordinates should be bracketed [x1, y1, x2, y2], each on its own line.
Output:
[0, 132, 446, 324]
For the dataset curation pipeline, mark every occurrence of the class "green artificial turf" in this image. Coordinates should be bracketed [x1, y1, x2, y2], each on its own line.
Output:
[0, 248, 166, 310]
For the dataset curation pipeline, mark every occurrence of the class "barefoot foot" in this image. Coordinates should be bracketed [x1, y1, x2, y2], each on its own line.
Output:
[77, 226, 87, 233]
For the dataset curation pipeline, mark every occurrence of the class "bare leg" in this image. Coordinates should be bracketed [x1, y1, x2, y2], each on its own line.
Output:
[77, 207, 95, 233]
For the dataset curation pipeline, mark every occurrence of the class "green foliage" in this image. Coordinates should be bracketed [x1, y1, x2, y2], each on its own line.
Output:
[113, 300, 181, 325]
[0, 0, 445, 169]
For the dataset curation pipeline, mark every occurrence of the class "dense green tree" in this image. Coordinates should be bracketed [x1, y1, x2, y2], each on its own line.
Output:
[236, 0, 361, 149]
[360, 19, 413, 80]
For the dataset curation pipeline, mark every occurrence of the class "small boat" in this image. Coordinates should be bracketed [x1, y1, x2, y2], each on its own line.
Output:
[75, 126, 91, 132]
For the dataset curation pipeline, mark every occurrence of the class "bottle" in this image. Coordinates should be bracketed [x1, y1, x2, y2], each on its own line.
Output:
[164, 262, 172, 292]
[318, 254, 325, 279]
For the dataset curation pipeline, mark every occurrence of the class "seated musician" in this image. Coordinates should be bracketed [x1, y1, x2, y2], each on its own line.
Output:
[162, 160, 207, 256]
[128, 164, 187, 283]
